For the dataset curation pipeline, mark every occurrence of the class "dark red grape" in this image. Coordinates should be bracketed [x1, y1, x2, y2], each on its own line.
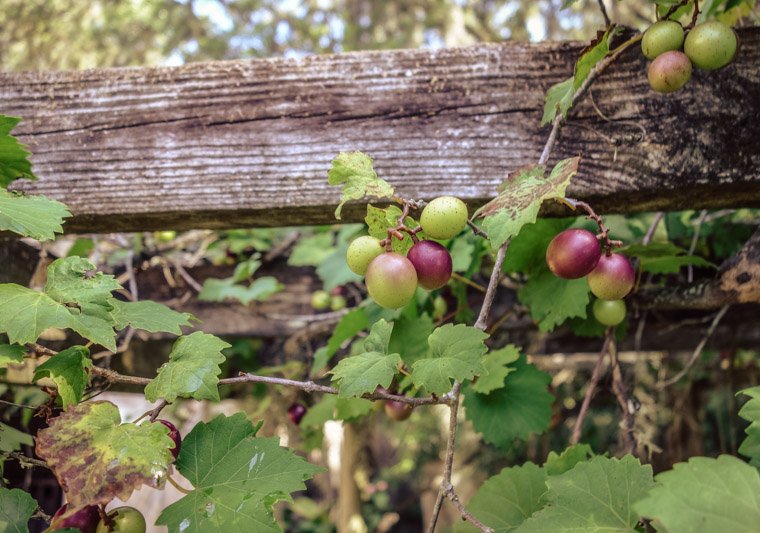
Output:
[546, 229, 601, 279]
[385, 399, 413, 421]
[587, 253, 635, 300]
[50, 503, 100, 533]
[155, 419, 181, 460]
[365, 252, 418, 309]
[288, 403, 307, 425]
[406, 240, 453, 290]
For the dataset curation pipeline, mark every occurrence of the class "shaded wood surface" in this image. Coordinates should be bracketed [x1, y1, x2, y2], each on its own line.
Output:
[3, 28, 759, 233]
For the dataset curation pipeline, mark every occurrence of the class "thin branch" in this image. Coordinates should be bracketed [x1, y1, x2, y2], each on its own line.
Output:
[572, 327, 613, 445]
[473, 243, 508, 331]
[597, 0, 611, 26]
[1, 451, 50, 470]
[642, 212, 664, 246]
[467, 219, 488, 239]
[443, 485, 494, 533]
[687, 208, 708, 283]
[609, 336, 636, 455]
[656, 305, 730, 388]
[171, 260, 204, 293]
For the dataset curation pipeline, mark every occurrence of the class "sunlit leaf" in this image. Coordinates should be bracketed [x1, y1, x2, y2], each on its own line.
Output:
[328, 151, 394, 219]
[0, 115, 36, 186]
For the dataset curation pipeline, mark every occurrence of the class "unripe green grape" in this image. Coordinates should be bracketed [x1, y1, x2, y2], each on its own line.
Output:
[346, 235, 384, 276]
[95, 507, 146, 533]
[432, 295, 447, 320]
[593, 299, 627, 326]
[648, 51, 692, 93]
[642, 20, 685, 60]
[365, 252, 418, 309]
[310, 290, 331, 310]
[420, 197, 468, 240]
[684, 21, 737, 70]
[330, 294, 347, 311]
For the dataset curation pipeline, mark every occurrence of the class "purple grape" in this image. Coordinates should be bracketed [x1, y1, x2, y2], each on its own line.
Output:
[546, 229, 601, 279]
[288, 403, 307, 425]
[50, 503, 101, 533]
[155, 419, 181, 460]
[406, 240, 453, 290]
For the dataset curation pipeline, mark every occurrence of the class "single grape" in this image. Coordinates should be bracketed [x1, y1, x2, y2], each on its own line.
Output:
[684, 21, 737, 70]
[385, 398, 413, 421]
[154, 419, 181, 460]
[593, 299, 627, 326]
[420, 197, 468, 240]
[406, 240, 453, 290]
[50, 504, 100, 533]
[546, 229, 601, 279]
[346, 235, 384, 276]
[310, 290, 331, 310]
[330, 294, 347, 311]
[432, 295, 448, 320]
[288, 403, 307, 425]
[587, 253, 635, 300]
[365, 252, 418, 309]
[648, 51, 692, 93]
[95, 507, 146, 533]
[642, 20, 685, 60]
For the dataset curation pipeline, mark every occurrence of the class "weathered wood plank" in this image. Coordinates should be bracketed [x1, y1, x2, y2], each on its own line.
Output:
[3, 28, 759, 233]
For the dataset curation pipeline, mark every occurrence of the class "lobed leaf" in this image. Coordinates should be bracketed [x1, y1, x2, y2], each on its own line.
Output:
[328, 151, 394, 219]
[738, 386, 760, 468]
[108, 298, 196, 334]
[0, 344, 26, 367]
[365, 204, 421, 255]
[543, 443, 594, 476]
[33, 346, 92, 410]
[0, 190, 70, 241]
[0, 115, 36, 186]
[472, 345, 520, 394]
[0, 422, 33, 453]
[0, 487, 37, 533]
[518, 271, 590, 332]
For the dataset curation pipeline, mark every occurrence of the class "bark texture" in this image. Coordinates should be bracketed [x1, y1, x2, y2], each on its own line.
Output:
[2, 28, 759, 233]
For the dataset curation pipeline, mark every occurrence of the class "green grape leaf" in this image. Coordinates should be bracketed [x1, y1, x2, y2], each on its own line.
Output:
[518, 455, 655, 533]
[44, 257, 121, 305]
[0, 284, 116, 351]
[365, 204, 421, 255]
[0, 344, 26, 366]
[144, 332, 229, 403]
[544, 443, 594, 476]
[463, 355, 553, 449]
[326, 309, 369, 359]
[335, 397, 374, 420]
[35, 401, 174, 509]
[388, 313, 435, 366]
[0, 486, 38, 533]
[287, 232, 335, 266]
[33, 346, 92, 410]
[0, 190, 71, 241]
[329, 350, 402, 398]
[503, 218, 573, 275]
[301, 395, 338, 428]
[411, 324, 489, 395]
[0, 115, 36, 186]
[473, 345, 520, 394]
[541, 77, 573, 126]
[0, 422, 33, 452]
[328, 151, 394, 219]
[634, 455, 760, 533]
[518, 270, 590, 332]
[738, 386, 760, 468]
[157, 413, 324, 533]
[107, 299, 196, 334]
[574, 26, 622, 92]
[460, 463, 548, 533]
[617, 242, 716, 274]
[199, 276, 283, 306]
[476, 158, 579, 250]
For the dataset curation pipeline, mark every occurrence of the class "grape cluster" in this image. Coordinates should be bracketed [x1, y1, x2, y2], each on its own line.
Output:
[643, 19, 737, 93]
[546, 228, 633, 327]
[348, 196, 467, 309]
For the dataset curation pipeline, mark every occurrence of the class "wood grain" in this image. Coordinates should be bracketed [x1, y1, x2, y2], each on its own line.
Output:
[3, 28, 759, 233]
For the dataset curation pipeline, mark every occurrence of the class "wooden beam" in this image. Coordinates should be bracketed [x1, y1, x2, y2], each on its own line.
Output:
[3, 29, 759, 233]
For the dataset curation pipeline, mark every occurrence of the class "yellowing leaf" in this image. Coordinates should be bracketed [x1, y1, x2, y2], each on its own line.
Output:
[328, 151, 394, 219]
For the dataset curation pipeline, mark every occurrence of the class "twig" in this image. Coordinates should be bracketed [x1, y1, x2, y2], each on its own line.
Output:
[467, 219, 488, 239]
[0, 398, 40, 410]
[450, 272, 487, 293]
[1, 451, 50, 470]
[473, 243, 508, 331]
[687, 209, 708, 283]
[443, 485, 494, 533]
[171, 260, 204, 293]
[572, 327, 613, 444]
[642, 212, 664, 246]
[656, 305, 730, 388]
[597, 0, 611, 27]
[609, 335, 636, 455]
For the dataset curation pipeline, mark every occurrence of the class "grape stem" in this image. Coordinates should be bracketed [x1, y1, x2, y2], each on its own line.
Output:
[561, 198, 622, 255]
[571, 327, 614, 445]
[379, 198, 425, 251]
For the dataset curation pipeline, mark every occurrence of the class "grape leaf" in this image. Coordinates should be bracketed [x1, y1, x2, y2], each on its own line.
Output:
[144, 332, 229, 403]
[472, 345, 520, 394]
[287, 232, 335, 266]
[328, 151, 394, 219]
[617, 242, 715, 274]
[0, 487, 37, 533]
[0, 115, 36, 187]
[0, 284, 116, 351]
[335, 397, 374, 420]
[44, 257, 121, 305]
[517, 455, 655, 533]
[0, 344, 25, 366]
[329, 320, 401, 398]
[544, 443, 594, 476]
[0, 422, 33, 452]
[388, 313, 435, 366]
[326, 308, 369, 359]
[738, 386, 760, 468]
[107, 299, 196, 334]
[35, 401, 174, 509]
[199, 276, 283, 306]
[518, 270, 590, 332]
[503, 218, 573, 275]
[574, 26, 621, 92]
[365, 204, 421, 255]
[410, 324, 489, 395]
[156, 413, 324, 533]
[0, 190, 71, 241]
[476, 158, 580, 250]
[463, 355, 553, 449]
[541, 77, 573, 126]
[460, 463, 548, 533]
[33, 346, 92, 411]
[634, 455, 760, 533]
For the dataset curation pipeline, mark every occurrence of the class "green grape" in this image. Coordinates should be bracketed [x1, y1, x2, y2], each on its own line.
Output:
[330, 294, 347, 311]
[95, 507, 146, 533]
[642, 20, 685, 60]
[420, 196, 468, 240]
[684, 21, 737, 70]
[346, 235, 384, 276]
[365, 252, 417, 309]
[432, 295, 447, 320]
[310, 290, 331, 310]
[593, 299, 627, 326]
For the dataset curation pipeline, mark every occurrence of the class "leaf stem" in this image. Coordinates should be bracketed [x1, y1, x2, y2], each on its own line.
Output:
[167, 474, 193, 494]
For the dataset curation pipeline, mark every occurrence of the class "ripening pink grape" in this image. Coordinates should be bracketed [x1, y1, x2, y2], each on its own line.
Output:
[587, 253, 635, 300]
[406, 240, 453, 290]
[50, 504, 101, 533]
[546, 229, 602, 279]
[365, 252, 418, 309]
[154, 419, 181, 460]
